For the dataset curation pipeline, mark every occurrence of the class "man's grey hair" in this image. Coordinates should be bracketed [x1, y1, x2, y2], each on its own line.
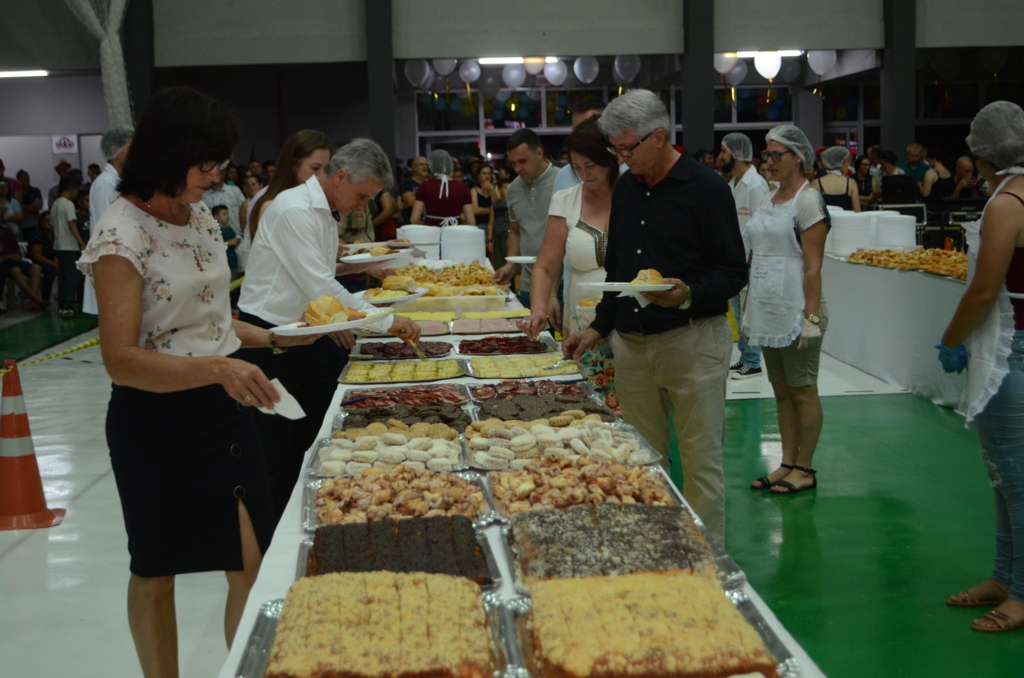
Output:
[100, 124, 134, 160]
[327, 138, 394, 189]
[597, 89, 671, 140]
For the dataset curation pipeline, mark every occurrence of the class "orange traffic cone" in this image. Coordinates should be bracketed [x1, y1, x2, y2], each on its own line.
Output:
[0, 360, 65, 530]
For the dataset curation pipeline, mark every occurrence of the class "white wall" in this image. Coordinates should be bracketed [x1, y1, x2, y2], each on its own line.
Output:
[153, 0, 367, 67]
[0, 75, 109, 137]
[917, 0, 1024, 47]
[714, 0, 884, 51]
[392, 0, 685, 58]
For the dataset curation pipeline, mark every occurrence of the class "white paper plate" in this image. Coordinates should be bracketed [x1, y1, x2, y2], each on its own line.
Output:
[352, 286, 430, 306]
[387, 240, 436, 248]
[338, 252, 403, 264]
[505, 255, 537, 264]
[271, 309, 394, 336]
[340, 242, 380, 252]
[578, 282, 673, 297]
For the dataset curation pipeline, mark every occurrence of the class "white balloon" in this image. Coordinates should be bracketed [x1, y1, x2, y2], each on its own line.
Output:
[502, 63, 527, 89]
[573, 56, 600, 85]
[754, 52, 782, 80]
[403, 59, 431, 89]
[713, 53, 738, 75]
[614, 55, 641, 82]
[495, 90, 512, 102]
[778, 58, 802, 83]
[543, 60, 568, 87]
[807, 50, 837, 76]
[523, 59, 546, 75]
[725, 59, 748, 87]
[458, 60, 481, 84]
[432, 59, 457, 76]
[421, 67, 440, 92]
[979, 47, 1009, 75]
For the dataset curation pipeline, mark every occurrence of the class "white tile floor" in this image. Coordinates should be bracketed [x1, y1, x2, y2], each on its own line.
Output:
[0, 332, 904, 677]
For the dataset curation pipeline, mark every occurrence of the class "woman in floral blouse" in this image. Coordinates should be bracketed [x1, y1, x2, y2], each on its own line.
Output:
[78, 87, 326, 678]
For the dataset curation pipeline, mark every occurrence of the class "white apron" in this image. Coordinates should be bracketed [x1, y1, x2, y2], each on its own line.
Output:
[958, 168, 1024, 427]
[741, 182, 810, 348]
[426, 174, 461, 227]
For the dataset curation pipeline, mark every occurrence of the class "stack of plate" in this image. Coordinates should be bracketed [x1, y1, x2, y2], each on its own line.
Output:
[439, 225, 485, 262]
[876, 213, 917, 249]
[830, 212, 873, 257]
[824, 208, 848, 254]
[397, 225, 441, 259]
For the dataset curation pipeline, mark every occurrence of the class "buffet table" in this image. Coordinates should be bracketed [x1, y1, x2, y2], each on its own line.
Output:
[216, 316, 826, 678]
[821, 255, 966, 408]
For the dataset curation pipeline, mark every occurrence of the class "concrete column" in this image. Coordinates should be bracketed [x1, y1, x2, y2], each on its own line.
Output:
[793, 88, 824, 148]
[880, 0, 916, 155]
[365, 0, 396, 171]
[679, 0, 714, 152]
[122, 0, 155, 122]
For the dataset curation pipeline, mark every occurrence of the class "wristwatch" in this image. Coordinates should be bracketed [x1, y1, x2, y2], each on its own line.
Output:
[677, 289, 692, 310]
[806, 314, 820, 325]
[268, 331, 288, 354]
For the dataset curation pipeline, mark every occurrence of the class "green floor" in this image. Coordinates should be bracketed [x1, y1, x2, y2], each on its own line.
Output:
[0, 313, 97, 362]
[666, 395, 1024, 677]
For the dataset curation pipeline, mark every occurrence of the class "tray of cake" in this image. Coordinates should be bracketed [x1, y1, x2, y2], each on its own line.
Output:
[296, 513, 503, 592]
[235, 575, 514, 678]
[505, 567, 799, 678]
[339, 358, 464, 384]
[470, 391, 617, 424]
[350, 339, 454, 360]
[462, 355, 581, 379]
[453, 334, 559, 356]
[303, 468, 502, 532]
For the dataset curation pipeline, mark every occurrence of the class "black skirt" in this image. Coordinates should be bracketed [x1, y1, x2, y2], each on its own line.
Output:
[106, 381, 274, 577]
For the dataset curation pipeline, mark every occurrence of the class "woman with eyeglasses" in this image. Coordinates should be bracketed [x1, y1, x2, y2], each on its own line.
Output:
[742, 125, 831, 495]
[77, 87, 330, 677]
[853, 155, 879, 206]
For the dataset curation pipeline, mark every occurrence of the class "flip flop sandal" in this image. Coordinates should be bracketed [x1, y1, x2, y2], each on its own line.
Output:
[771, 465, 817, 495]
[972, 609, 1024, 633]
[751, 464, 794, 490]
[947, 588, 1009, 607]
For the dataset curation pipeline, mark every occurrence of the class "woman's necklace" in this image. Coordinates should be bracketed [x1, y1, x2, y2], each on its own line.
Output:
[143, 196, 191, 225]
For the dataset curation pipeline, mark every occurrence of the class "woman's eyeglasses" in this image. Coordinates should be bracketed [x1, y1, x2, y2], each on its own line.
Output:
[760, 150, 794, 163]
[199, 159, 231, 173]
[607, 131, 655, 159]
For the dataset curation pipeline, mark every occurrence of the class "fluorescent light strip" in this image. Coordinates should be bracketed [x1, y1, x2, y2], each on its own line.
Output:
[732, 51, 803, 59]
[0, 70, 49, 78]
[478, 57, 560, 65]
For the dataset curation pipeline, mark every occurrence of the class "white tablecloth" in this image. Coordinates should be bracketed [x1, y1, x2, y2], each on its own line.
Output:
[216, 327, 826, 678]
[821, 256, 966, 408]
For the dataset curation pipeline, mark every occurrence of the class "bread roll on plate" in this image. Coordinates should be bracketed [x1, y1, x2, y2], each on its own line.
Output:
[383, 275, 419, 293]
[630, 269, 664, 285]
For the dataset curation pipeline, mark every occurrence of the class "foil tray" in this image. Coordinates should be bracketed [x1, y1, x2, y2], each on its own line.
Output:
[453, 333, 560, 357]
[338, 359, 466, 385]
[339, 383, 473, 409]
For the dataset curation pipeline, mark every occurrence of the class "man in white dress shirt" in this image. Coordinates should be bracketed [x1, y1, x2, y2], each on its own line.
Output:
[238, 138, 420, 520]
[718, 133, 770, 380]
[84, 125, 133, 315]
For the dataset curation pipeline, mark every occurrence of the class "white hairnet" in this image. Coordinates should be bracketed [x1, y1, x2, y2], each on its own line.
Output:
[722, 133, 753, 163]
[427, 149, 454, 176]
[968, 101, 1024, 169]
[765, 125, 815, 168]
[820, 146, 850, 171]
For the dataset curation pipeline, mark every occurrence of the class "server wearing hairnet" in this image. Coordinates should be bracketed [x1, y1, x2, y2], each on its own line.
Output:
[815, 146, 861, 212]
[409, 149, 475, 227]
[938, 101, 1024, 633]
[719, 133, 770, 380]
[742, 125, 831, 495]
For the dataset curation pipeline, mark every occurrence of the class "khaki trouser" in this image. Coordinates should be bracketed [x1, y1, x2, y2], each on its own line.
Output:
[610, 315, 732, 543]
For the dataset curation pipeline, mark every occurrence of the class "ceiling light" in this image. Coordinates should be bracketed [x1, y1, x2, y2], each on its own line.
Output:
[0, 70, 49, 78]
[732, 51, 804, 59]
[777, 50, 804, 57]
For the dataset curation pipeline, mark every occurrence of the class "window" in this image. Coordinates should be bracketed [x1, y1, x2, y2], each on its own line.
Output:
[921, 84, 979, 119]
[417, 92, 479, 132]
[735, 87, 792, 124]
[483, 90, 542, 129]
[823, 85, 859, 123]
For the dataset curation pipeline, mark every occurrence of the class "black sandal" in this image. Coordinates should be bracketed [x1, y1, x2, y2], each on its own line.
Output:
[751, 464, 794, 490]
[772, 465, 817, 494]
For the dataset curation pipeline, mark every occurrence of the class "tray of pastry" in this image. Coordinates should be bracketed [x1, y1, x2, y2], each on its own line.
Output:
[334, 400, 475, 433]
[340, 383, 472, 409]
[470, 390, 617, 424]
[453, 333, 559, 356]
[308, 432, 469, 477]
[350, 339, 454, 360]
[462, 355, 581, 379]
[235, 579, 514, 678]
[339, 357, 464, 384]
[303, 468, 502, 532]
[504, 569, 799, 678]
[464, 418, 661, 471]
[296, 514, 503, 592]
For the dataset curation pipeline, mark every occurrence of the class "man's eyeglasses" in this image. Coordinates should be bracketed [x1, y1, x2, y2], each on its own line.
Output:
[199, 159, 231, 173]
[760, 150, 794, 163]
[607, 131, 655, 159]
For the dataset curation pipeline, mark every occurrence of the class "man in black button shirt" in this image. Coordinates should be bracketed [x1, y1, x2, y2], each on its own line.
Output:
[563, 90, 746, 541]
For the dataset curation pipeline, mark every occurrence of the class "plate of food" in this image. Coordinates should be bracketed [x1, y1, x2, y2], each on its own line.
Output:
[504, 255, 537, 265]
[340, 241, 382, 252]
[272, 296, 394, 336]
[338, 249, 403, 264]
[579, 269, 672, 297]
[387, 239, 435, 248]
[355, 276, 430, 306]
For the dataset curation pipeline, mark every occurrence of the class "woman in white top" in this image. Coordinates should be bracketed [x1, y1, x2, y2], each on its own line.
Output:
[78, 87, 327, 678]
[521, 120, 619, 408]
[742, 125, 830, 495]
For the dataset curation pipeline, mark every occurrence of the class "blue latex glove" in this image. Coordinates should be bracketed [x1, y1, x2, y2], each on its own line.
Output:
[936, 342, 968, 374]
